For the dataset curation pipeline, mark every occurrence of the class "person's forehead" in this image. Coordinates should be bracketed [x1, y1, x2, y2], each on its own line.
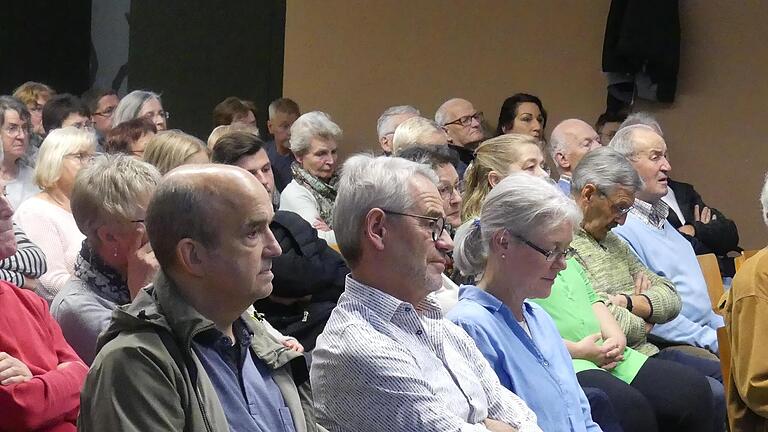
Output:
[98, 94, 119, 106]
[3, 109, 22, 123]
[274, 111, 298, 122]
[435, 163, 458, 182]
[448, 100, 475, 117]
[610, 185, 636, 202]
[408, 176, 444, 214]
[634, 130, 666, 153]
[516, 102, 541, 116]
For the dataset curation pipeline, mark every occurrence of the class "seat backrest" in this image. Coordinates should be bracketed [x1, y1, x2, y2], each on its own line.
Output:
[697, 253, 725, 313]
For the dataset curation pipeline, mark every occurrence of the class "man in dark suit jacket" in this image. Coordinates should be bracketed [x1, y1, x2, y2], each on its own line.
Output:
[664, 178, 740, 275]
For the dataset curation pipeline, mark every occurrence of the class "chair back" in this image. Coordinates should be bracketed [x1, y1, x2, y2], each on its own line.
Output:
[698, 253, 725, 312]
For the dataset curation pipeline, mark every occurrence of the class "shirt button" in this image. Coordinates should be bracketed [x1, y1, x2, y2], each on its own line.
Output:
[416, 330, 423, 336]
[543, 361, 549, 366]
[404, 307, 411, 312]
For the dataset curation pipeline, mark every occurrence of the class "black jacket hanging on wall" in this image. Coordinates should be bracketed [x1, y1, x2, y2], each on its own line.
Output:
[602, 0, 680, 103]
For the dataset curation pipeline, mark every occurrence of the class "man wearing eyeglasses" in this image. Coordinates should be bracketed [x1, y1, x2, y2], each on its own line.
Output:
[609, 126, 725, 358]
[310, 154, 540, 432]
[435, 98, 486, 178]
[571, 146, 726, 429]
[82, 88, 119, 137]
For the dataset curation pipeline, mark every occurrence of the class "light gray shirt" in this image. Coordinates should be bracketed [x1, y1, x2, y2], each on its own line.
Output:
[310, 275, 540, 432]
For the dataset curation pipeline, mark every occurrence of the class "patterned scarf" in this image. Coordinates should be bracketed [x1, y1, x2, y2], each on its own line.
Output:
[74, 240, 131, 305]
[291, 162, 338, 227]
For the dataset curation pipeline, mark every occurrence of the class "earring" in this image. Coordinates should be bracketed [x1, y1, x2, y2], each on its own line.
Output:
[113, 248, 118, 257]
[501, 253, 506, 260]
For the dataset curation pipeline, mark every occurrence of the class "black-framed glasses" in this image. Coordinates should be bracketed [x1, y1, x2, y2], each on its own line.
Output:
[129, 219, 145, 224]
[514, 234, 575, 262]
[438, 180, 464, 201]
[381, 209, 449, 242]
[596, 188, 634, 216]
[93, 107, 116, 118]
[444, 111, 483, 128]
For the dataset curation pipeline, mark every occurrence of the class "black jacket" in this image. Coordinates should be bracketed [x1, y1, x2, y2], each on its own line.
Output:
[666, 179, 740, 256]
[255, 210, 348, 349]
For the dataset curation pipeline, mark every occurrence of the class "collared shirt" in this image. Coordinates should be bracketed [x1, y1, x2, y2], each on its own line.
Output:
[449, 286, 601, 432]
[310, 275, 540, 432]
[193, 319, 296, 432]
[558, 175, 572, 196]
[661, 188, 686, 225]
[630, 198, 669, 230]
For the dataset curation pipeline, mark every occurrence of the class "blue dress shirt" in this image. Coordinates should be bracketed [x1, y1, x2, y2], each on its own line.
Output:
[448, 286, 602, 432]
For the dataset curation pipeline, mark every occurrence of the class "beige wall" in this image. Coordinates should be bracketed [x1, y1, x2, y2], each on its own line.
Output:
[285, 0, 768, 249]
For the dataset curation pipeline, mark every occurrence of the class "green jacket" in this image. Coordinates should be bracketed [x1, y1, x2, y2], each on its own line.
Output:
[78, 271, 323, 432]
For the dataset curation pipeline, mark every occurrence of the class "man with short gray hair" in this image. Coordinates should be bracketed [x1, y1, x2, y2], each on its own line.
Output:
[549, 119, 602, 194]
[266, 97, 301, 192]
[376, 105, 420, 155]
[391, 116, 449, 155]
[610, 125, 725, 356]
[311, 154, 540, 431]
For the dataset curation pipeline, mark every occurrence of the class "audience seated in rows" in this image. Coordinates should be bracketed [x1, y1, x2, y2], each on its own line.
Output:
[143, 129, 209, 175]
[265, 97, 300, 192]
[435, 98, 486, 177]
[78, 164, 323, 431]
[105, 117, 157, 158]
[279, 111, 340, 246]
[211, 131, 346, 351]
[375, 105, 420, 156]
[549, 118, 602, 194]
[723, 173, 768, 431]
[609, 125, 725, 354]
[311, 154, 540, 431]
[50, 155, 161, 364]
[212, 96, 258, 128]
[496, 93, 547, 139]
[112, 90, 168, 131]
[0, 141, 87, 431]
[0, 96, 40, 208]
[570, 147, 725, 428]
[14, 127, 97, 301]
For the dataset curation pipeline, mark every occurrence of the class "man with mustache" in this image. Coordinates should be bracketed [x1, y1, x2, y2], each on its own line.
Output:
[610, 125, 724, 356]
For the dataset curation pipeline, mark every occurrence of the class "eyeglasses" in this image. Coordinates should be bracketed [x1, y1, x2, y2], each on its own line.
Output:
[70, 120, 95, 130]
[444, 111, 483, 128]
[513, 233, 575, 262]
[65, 152, 101, 163]
[93, 107, 116, 118]
[438, 180, 464, 201]
[129, 219, 144, 224]
[143, 110, 170, 120]
[2, 123, 29, 136]
[597, 188, 634, 216]
[381, 209, 449, 242]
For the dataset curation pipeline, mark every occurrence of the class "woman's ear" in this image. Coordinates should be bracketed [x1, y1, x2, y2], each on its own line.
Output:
[488, 171, 502, 188]
[95, 225, 118, 246]
[490, 229, 510, 252]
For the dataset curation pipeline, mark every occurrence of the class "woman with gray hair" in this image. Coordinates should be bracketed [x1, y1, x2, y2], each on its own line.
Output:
[111, 90, 168, 131]
[448, 172, 716, 432]
[50, 154, 161, 364]
[279, 111, 341, 245]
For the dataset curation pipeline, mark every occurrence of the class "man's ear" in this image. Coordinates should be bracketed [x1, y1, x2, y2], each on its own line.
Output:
[266, 119, 274, 134]
[580, 184, 599, 203]
[363, 209, 387, 251]
[488, 171, 502, 188]
[174, 238, 207, 277]
[380, 136, 392, 154]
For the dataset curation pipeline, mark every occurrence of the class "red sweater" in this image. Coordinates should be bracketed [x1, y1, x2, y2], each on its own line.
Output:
[0, 281, 87, 431]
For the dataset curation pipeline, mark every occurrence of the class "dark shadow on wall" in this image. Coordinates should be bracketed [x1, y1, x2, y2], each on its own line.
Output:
[0, 1, 92, 95]
[128, 1, 286, 139]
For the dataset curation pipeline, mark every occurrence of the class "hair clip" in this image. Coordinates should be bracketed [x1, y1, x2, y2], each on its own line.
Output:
[473, 218, 481, 229]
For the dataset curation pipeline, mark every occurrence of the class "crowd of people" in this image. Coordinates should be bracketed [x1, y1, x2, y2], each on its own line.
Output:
[0, 80, 763, 432]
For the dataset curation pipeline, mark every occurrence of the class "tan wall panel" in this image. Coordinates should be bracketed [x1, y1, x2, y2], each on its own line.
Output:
[285, 0, 768, 249]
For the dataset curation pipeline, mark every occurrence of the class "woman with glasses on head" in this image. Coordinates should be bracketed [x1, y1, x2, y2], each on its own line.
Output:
[461, 133, 549, 221]
[0, 96, 41, 209]
[112, 90, 169, 131]
[50, 155, 160, 364]
[14, 127, 98, 301]
[279, 111, 341, 246]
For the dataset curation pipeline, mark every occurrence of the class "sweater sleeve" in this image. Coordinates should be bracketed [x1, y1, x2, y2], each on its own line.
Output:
[731, 294, 768, 417]
[0, 292, 87, 431]
[0, 223, 48, 287]
[279, 183, 336, 246]
[684, 185, 740, 255]
[621, 239, 682, 323]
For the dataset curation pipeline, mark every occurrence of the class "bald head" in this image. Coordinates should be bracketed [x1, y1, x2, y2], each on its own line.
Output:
[146, 164, 272, 270]
[435, 98, 484, 147]
[549, 118, 601, 175]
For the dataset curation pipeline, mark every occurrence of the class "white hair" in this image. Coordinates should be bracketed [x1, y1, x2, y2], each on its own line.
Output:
[434, 97, 463, 126]
[333, 154, 438, 267]
[571, 147, 643, 197]
[620, 112, 663, 136]
[289, 111, 342, 156]
[392, 116, 444, 155]
[761, 172, 768, 226]
[453, 172, 582, 276]
[376, 105, 420, 139]
[608, 124, 658, 158]
[112, 90, 161, 127]
[35, 127, 98, 189]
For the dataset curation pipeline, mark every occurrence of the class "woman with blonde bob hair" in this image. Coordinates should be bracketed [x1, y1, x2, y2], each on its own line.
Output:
[14, 127, 98, 301]
[143, 130, 209, 175]
[461, 133, 549, 221]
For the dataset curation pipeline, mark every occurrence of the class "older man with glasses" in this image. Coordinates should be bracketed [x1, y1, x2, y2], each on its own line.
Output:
[435, 98, 486, 178]
[310, 154, 540, 432]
